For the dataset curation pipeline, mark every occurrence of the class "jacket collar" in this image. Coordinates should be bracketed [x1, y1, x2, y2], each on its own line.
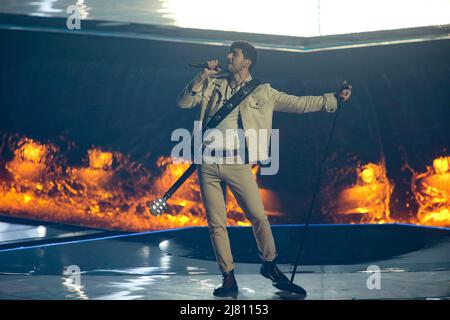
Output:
[210, 73, 253, 88]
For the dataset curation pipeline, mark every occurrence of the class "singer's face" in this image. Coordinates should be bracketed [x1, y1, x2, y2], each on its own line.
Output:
[226, 48, 246, 73]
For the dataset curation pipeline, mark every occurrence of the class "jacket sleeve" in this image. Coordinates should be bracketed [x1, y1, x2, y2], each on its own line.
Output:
[176, 76, 209, 109]
[270, 87, 338, 114]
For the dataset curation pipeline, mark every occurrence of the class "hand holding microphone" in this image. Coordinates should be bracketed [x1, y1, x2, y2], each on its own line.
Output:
[196, 59, 222, 81]
[189, 61, 222, 70]
[190, 60, 222, 91]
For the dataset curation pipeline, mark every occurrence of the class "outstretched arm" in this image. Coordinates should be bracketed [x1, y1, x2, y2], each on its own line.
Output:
[272, 89, 339, 114]
[271, 81, 352, 114]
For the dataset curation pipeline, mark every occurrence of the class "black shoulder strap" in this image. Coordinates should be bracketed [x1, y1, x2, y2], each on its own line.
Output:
[202, 79, 260, 133]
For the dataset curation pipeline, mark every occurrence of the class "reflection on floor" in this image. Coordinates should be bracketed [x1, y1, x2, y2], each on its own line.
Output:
[0, 217, 449, 300]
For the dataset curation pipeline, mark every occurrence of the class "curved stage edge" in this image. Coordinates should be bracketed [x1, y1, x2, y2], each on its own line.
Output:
[0, 219, 449, 300]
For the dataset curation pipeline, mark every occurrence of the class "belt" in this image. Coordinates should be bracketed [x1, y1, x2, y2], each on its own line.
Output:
[203, 148, 240, 158]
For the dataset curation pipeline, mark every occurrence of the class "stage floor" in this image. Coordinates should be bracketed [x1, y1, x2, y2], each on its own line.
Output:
[0, 218, 449, 300]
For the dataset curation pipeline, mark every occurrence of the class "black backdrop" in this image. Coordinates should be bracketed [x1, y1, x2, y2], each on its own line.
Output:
[1, 27, 449, 222]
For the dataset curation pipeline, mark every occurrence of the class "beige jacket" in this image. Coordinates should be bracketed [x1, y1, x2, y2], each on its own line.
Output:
[177, 75, 338, 162]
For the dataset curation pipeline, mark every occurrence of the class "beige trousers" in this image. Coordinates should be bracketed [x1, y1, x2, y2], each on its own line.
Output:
[198, 163, 277, 273]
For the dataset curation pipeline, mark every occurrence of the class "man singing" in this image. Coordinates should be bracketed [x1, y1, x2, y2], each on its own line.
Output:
[177, 41, 352, 297]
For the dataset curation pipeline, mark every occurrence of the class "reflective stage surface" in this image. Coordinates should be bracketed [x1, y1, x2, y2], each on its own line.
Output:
[0, 217, 449, 300]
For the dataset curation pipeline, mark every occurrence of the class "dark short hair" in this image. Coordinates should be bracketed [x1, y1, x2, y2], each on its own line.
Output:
[230, 41, 257, 71]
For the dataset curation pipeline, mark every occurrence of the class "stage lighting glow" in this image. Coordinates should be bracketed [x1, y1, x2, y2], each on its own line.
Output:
[159, 0, 450, 37]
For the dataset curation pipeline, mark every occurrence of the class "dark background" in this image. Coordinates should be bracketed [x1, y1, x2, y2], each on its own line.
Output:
[1, 26, 449, 222]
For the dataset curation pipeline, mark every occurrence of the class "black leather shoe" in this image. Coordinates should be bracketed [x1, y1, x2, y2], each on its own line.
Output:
[261, 261, 307, 297]
[213, 270, 238, 298]
[260, 261, 290, 283]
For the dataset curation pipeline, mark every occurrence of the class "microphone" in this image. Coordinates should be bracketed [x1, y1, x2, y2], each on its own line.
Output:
[189, 62, 222, 70]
